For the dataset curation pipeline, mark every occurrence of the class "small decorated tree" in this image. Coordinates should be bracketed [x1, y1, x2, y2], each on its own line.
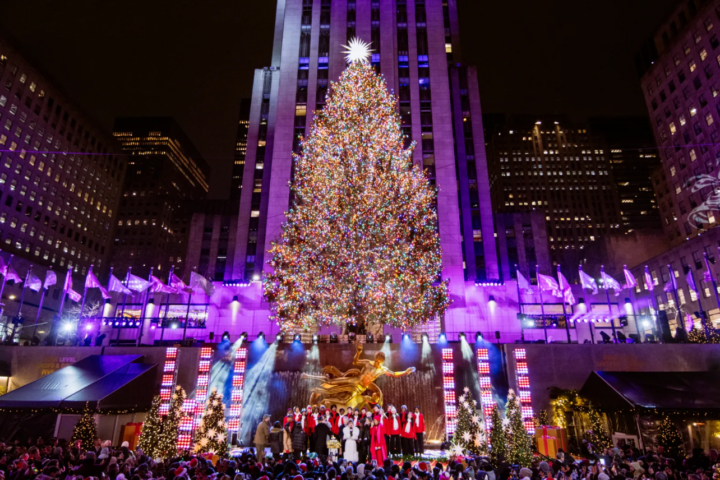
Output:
[657, 415, 684, 459]
[488, 405, 507, 465]
[688, 326, 720, 344]
[587, 406, 611, 451]
[71, 402, 98, 450]
[194, 388, 228, 455]
[451, 387, 487, 456]
[506, 390, 533, 467]
[158, 385, 186, 457]
[137, 395, 163, 459]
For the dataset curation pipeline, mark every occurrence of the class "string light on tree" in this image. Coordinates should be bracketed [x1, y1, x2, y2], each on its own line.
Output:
[71, 402, 98, 451]
[657, 415, 684, 458]
[194, 388, 228, 456]
[505, 389, 534, 467]
[158, 385, 186, 456]
[137, 395, 164, 459]
[264, 45, 450, 331]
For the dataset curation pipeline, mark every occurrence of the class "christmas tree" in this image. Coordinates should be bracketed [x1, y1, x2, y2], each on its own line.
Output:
[506, 390, 533, 467]
[137, 395, 163, 459]
[450, 387, 487, 456]
[158, 385, 186, 457]
[71, 402, 98, 450]
[688, 326, 720, 343]
[194, 388, 228, 456]
[657, 415, 684, 459]
[264, 39, 450, 331]
[488, 405, 507, 465]
[587, 406, 611, 451]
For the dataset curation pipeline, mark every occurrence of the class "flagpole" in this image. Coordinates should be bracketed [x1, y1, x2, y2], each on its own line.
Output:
[78, 265, 91, 338]
[182, 290, 193, 343]
[161, 265, 175, 343]
[137, 267, 153, 347]
[118, 267, 131, 346]
[644, 265, 662, 343]
[51, 267, 72, 346]
[557, 265, 572, 344]
[515, 264, 525, 344]
[601, 265, 617, 343]
[624, 264, 642, 341]
[688, 267, 710, 339]
[0, 254, 14, 340]
[668, 263, 686, 334]
[31, 267, 51, 341]
[537, 265, 548, 344]
[9, 266, 32, 343]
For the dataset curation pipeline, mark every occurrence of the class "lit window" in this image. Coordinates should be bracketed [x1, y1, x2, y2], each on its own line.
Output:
[445, 43, 452, 53]
[690, 106, 698, 116]
[690, 60, 697, 72]
[707, 113, 715, 126]
[679, 114, 687, 126]
[669, 122, 677, 135]
[690, 149, 697, 161]
[701, 49, 708, 61]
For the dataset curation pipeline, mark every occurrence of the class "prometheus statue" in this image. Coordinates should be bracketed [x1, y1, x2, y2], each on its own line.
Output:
[302, 343, 416, 410]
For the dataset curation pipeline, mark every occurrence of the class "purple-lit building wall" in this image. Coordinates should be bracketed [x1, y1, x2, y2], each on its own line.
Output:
[639, 0, 720, 245]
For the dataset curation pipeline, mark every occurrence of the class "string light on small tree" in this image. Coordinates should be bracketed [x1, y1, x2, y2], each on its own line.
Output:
[488, 405, 506, 465]
[71, 402, 98, 451]
[506, 389, 533, 467]
[194, 388, 228, 456]
[451, 387, 487, 456]
[158, 385, 186, 456]
[657, 415, 684, 459]
[137, 395, 163, 459]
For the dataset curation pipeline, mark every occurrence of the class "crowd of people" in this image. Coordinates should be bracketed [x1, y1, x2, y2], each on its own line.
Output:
[253, 405, 426, 462]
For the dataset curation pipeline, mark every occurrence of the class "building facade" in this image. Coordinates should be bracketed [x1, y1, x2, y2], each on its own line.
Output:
[494, 212, 552, 283]
[485, 115, 623, 264]
[111, 117, 210, 279]
[588, 117, 663, 233]
[231, 99, 251, 202]
[185, 200, 239, 281]
[0, 36, 125, 276]
[638, 0, 720, 245]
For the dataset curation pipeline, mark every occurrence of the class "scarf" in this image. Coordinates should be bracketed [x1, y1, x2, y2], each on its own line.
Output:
[405, 417, 412, 433]
[415, 414, 420, 427]
[393, 414, 399, 431]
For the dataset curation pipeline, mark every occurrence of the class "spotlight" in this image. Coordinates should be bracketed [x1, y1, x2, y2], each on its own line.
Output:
[276, 333, 282, 342]
[385, 334, 391, 342]
[257, 331, 264, 340]
[367, 333, 374, 343]
[151, 325, 157, 330]
[402, 332, 410, 341]
[252, 274, 260, 281]
[421, 333, 429, 342]
[624, 297, 631, 306]
[240, 331, 248, 340]
[222, 331, 230, 341]
[439, 332, 447, 342]
[348, 332, 356, 343]
[313, 334, 318, 344]
[171, 322, 179, 329]
[62, 323, 73, 332]
[104, 298, 112, 305]
[294, 334, 301, 342]
[476, 332, 483, 342]
[330, 333, 338, 343]
[232, 295, 239, 305]
[114, 321, 119, 326]
[488, 295, 496, 305]
[459, 332, 466, 340]
[84, 324, 93, 331]
[148, 298, 155, 305]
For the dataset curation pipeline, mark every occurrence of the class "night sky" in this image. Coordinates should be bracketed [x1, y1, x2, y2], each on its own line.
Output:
[0, 0, 677, 198]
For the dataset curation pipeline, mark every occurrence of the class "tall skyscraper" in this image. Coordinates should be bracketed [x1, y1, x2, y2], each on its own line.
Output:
[231, 0, 499, 311]
[588, 117, 663, 233]
[0, 36, 125, 275]
[485, 115, 623, 264]
[637, 0, 720, 245]
[111, 117, 210, 278]
[231, 99, 251, 201]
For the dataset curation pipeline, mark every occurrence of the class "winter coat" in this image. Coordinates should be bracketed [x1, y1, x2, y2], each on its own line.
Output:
[268, 427, 282, 454]
[291, 422, 307, 451]
[283, 422, 294, 453]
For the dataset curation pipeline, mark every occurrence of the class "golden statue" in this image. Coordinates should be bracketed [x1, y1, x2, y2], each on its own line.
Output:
[301, 343, 416, 410]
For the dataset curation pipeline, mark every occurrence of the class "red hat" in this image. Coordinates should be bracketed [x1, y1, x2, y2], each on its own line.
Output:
[293, 476, 304, 480]
[175, 467, 187, 477]
[419, 463, 428, 472]
[259, 476, 270, 480]
[299, 464, 307, 473]
[189, 458, 198, 468]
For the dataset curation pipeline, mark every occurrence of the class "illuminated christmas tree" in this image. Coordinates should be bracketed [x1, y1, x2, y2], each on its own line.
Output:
[71, 402, 98, 450]
[657, 415, 684, 459]
[688, 326, 720, 343]
[451, 387, 487, 456]
[264, 39, 450, 331]
[158, 385, 185, 456]
[506, 390, 533, 467]
[194, 388, 228, 455]
[488, 405, 507, 465]
[137, 395, 163, 459]
[587, 406, 611, 451]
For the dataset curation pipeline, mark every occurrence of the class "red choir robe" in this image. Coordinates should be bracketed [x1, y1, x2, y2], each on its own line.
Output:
[414, 413, 426, 433]
[401, 415, 416, 439]
[370, 423, 387, 463]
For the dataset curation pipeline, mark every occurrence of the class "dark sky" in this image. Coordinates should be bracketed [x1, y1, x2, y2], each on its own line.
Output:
[0, 0, 677, 198]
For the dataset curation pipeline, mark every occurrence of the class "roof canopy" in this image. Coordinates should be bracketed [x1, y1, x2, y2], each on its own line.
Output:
[0, 355, 157, 411]
[579, 371, 720, 412]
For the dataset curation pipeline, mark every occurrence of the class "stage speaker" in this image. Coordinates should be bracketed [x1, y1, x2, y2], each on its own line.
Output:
[657, 311, 673, 343]
[209, 332, 215, 341]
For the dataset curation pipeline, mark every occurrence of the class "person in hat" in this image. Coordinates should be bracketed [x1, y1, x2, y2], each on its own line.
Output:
[269, 421, 283, 458]
[254, 414, 272, 462]
[304, 406, 316, 453]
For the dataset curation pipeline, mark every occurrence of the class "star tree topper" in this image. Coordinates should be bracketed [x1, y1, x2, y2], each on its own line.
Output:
[342, 38, 373, 64]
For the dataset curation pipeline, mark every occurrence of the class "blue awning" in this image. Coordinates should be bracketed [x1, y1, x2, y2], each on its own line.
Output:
[0, 355, 157, 411]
